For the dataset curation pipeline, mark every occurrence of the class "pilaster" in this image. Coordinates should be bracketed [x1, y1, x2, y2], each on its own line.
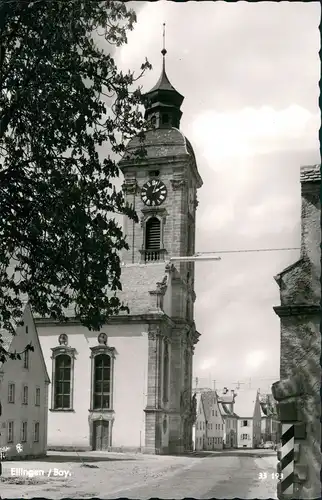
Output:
[144, 324, 164, 453]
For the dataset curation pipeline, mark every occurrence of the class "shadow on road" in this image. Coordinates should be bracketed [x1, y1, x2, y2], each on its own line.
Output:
[175, 450, 277, 459]
[31, 454, 136, 463]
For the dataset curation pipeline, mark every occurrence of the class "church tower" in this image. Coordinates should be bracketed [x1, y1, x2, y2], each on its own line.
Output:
[119, 29, 202, 453]
[120, 37, 202, 291]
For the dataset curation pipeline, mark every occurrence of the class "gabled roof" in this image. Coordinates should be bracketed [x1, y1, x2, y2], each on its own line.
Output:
[0, 302, 50, 383]
[233, 389, 259, 418]
[300, 164, 321, 183]
[0, 298, 29, 367]
[274, 258, 304, 281]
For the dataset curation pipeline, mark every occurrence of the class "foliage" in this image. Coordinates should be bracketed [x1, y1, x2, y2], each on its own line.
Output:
[0, 0, 151, 360]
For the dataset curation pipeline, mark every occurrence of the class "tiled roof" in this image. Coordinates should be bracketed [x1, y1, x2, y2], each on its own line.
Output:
[300, 164, 321, 183]
[122, 128, 191, 161]
[118, 263, 168, 315]
[0, 297, 29, 355]
[201, 391, 214, 421]
[233, 389, 259, 418]
[34, 262, 168, 319]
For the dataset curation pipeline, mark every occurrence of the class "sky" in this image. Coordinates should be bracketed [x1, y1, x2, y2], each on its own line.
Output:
[112, 1, 320, 393]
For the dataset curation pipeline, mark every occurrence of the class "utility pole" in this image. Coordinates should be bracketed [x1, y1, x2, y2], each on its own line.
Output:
[233, 381, 245, 390]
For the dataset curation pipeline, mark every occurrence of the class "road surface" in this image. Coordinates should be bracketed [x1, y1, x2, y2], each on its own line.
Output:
[103, 452, 278, 499]
[0, 450, 278, 499]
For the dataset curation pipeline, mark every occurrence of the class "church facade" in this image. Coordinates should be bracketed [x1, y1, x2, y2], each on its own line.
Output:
[36, 52, 202, 454]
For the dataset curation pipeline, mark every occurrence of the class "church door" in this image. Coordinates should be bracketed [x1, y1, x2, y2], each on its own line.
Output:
[93, 421, 109, 451]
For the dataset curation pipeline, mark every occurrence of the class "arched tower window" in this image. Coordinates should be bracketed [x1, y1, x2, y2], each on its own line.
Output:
[151, 115, 156, 127]
[145, 216, 161, 250]
[162, 114, 169, 125]
[93, 354, 111, 410]
[54, 354, 71, 409]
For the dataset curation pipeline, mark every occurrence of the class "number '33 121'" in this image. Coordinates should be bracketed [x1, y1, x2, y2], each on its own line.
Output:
[259, 472, 284, 480]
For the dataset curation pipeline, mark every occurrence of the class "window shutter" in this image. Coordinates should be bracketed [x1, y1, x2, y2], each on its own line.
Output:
[146, 217, 161, 250]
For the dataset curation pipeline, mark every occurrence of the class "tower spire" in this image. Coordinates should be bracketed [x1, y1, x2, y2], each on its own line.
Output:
[143, 23, 184, 129]
[161, 23, 167, 71]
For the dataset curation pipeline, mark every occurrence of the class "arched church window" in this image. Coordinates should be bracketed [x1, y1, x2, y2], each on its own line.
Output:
[54, 354, 72, 409]
[93, 354, 111, 410]
[163, 342, 169, 403]
[145, 217, 161, 250]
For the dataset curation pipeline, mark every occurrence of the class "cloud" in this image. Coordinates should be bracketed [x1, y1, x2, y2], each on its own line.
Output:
[191, 106, 320, 161]
[244, 350, 268, 372]
[199, 358, 217, 371]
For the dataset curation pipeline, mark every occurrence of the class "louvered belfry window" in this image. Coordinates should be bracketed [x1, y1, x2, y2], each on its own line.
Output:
[146, 217, 161, 250]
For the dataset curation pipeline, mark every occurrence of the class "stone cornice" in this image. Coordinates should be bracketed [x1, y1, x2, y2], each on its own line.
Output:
[34, 312, 175, 328]
[119, 155, 189, 169]
[273, 304, 321, 318]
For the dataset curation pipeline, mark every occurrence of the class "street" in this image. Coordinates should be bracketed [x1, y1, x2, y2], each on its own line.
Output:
[0, 450, 278, 499]
[103, 451, 278, 499]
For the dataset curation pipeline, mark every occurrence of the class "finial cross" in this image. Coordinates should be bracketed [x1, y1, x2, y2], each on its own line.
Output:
[161, 23, 167, 57]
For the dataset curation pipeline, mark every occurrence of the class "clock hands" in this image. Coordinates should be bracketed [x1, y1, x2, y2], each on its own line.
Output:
[141, 180, 167, 206]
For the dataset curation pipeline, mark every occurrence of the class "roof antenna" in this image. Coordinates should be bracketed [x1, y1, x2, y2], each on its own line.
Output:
[161, 23, 167, 71]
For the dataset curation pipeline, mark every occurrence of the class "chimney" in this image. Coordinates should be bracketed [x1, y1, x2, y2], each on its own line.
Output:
[300, 165, 321, 269]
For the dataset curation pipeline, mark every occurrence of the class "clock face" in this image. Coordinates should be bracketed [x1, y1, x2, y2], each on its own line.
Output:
[141, 179, 167, 206]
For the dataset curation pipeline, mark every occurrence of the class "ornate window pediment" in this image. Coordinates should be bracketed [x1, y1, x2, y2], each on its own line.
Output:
[90, 345, 117, 359]
[51, 345, 76, 357]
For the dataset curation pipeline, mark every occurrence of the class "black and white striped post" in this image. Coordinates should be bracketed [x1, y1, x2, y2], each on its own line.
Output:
[279, 423, 295, 495]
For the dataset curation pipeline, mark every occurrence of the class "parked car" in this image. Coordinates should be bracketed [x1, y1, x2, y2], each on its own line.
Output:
[263, 441, 275, 449]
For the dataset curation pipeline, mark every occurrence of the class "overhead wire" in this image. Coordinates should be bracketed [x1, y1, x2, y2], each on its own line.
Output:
[196, 247, 300, 255]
